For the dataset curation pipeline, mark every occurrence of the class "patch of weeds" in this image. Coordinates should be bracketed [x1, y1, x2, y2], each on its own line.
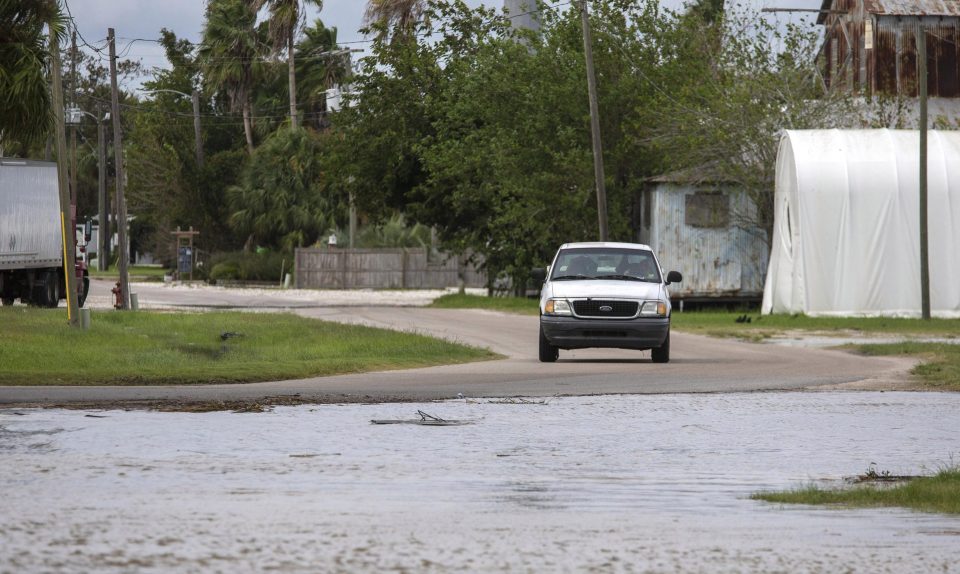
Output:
[752, 466, 960, 515]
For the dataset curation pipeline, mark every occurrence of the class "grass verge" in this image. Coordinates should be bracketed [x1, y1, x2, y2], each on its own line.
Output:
[88, 265, 170, 282]
[430, 293, 539, 315]
[0, 307, 497, 385]
[752, 468, 960, 515]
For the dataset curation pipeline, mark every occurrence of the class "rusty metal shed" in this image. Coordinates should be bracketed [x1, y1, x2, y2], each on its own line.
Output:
[819, 0, 960, 97]
[637, 173, 769, 303]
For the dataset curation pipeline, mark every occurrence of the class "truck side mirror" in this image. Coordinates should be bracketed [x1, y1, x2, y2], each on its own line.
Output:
[530, 267, 546, 283]
[84, 220, 93, 243]
[666, 270, 683, 284]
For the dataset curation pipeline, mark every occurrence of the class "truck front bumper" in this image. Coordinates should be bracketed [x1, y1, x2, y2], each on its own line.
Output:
[540, 315, 669, 350]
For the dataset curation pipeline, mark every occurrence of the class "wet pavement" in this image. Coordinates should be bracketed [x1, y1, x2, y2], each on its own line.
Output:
[2, 391, 958, 572]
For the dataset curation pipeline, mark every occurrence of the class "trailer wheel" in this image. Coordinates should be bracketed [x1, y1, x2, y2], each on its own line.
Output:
[36, 271, 60, 308]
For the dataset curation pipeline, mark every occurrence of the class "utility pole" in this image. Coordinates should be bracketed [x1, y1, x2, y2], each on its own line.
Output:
[579, 0, 609, 241]
[192, 90, 204, 168]
[917, 20, 931, 320]
[49, 22, 80, 327]
[97, 104, 109, 271]
[70, 30, 78, 210]
[288, 34, 298, 130]
[108, 28, 131, 309]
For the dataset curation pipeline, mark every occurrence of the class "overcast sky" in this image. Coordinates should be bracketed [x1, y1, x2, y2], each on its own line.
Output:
[63, 0, 821, 91]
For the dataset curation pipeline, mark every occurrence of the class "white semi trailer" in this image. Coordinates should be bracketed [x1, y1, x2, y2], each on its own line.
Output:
[0, 159, 89, 307]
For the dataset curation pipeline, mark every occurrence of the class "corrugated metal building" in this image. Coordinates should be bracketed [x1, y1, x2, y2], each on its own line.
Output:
[819, 0, 960, 97]
[637, 175, 769, 302]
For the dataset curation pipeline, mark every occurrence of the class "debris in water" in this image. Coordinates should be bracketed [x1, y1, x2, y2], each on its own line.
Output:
[487, 397, 548, 405]
[370, 410, 472, 426]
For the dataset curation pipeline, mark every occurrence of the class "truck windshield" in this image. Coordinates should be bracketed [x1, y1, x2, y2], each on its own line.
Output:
[551, 248, 661, 283]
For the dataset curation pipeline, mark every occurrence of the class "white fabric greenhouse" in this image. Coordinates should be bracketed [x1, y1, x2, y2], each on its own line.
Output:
[762, 129, 960, 317]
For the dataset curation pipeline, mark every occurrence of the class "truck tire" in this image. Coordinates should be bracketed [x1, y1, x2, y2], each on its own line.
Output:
[651, 329, 670, 363]
[538, 324, 559, 363]
[36, 271, 60, 308]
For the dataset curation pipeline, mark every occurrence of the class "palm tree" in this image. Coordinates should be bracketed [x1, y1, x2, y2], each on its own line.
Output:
[0, 0, 64, 150]
[198, 0, 260, 154]
[363, 0, 425, 41]
[295, 19, 346, 128]
[251, 0, 322, 130]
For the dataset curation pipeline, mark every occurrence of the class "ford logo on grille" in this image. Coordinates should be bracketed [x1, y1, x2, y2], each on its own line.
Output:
[599, 305, 613, 312]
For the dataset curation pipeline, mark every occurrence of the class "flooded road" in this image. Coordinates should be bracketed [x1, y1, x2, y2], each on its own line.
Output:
[2, 391, 958, 572]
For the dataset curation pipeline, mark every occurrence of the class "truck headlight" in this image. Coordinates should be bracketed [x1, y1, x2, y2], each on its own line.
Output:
[640, 301, 667, 316]
[544, 298, 572, 316]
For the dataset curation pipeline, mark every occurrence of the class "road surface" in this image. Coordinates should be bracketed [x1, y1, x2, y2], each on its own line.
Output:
[0, 279, 913, 406]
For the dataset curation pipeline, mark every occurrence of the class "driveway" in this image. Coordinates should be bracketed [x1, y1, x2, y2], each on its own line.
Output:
[0, 279, 914, 406]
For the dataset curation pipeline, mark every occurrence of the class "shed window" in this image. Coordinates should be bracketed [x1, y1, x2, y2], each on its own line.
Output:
[685, 191, 729, 228]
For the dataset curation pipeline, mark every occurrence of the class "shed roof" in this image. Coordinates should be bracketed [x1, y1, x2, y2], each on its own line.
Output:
[817, 0, 960, 24]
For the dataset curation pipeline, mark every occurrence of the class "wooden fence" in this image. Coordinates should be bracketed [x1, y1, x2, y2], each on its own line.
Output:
[294, 247, 487, 289]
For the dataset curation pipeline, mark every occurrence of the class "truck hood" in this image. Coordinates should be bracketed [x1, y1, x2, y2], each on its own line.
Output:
[547, 280, 663, 300]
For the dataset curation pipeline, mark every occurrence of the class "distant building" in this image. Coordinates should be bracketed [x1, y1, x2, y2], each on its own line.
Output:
[819, 0, 960, 98]
[504, 0, 540, 33]
[638, 171, 769, 303]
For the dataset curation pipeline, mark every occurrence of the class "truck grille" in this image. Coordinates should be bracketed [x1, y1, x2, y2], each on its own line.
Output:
[572, 300, 638, 318]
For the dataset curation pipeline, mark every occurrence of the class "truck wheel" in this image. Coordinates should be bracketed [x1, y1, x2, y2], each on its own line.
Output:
[538, 324, 558, 363]
[37, 271, 60, 308]
[651, 329, 670, 363]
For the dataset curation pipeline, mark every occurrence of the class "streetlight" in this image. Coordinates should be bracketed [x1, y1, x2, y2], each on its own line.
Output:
[142, 88, 204, 168]
[66, 106, 111, 271]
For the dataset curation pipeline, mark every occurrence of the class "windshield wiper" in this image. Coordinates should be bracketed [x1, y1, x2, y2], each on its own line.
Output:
[551, 274, 597, 281]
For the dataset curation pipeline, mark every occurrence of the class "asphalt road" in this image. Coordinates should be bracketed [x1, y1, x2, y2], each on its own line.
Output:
[0, 279, 912, 406]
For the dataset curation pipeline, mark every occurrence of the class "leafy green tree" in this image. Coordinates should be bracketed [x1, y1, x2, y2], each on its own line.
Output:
[199, 0, 261, 153]
[0, 0, 63, 150]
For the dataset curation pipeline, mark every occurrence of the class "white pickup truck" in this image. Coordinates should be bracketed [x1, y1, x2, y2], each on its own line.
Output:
[538, 242, 682, 363]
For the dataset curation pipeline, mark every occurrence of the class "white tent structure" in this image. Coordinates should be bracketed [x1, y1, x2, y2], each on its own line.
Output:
[762, 129, 960, 317]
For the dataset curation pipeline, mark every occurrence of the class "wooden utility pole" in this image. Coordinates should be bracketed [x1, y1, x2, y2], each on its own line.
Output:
[579, 0, 609, 242]
[69, 30, 78, 209]
[191, 90, 204, 167]
[288, 35, 298, 130]
[108, 28, 131, 309]
[97, 104, 108, 271]
[49, 22, 80, 326]
[918, 20, 931, 320]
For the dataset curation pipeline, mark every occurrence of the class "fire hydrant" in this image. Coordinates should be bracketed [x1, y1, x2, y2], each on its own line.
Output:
[111, 281, 123, 309]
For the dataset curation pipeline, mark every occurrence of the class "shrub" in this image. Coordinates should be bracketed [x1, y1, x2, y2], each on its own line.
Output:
[206, 251, 292, 283]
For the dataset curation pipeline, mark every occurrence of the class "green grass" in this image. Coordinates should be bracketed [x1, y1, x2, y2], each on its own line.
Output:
[0, 307, 497, 385]
[88, 265, 170, 281]
[430, 293, 539, 315]
[752, 468, 960, 515]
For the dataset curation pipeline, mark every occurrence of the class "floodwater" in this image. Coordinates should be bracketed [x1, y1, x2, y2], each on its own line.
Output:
[2, 392, 959, 573]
